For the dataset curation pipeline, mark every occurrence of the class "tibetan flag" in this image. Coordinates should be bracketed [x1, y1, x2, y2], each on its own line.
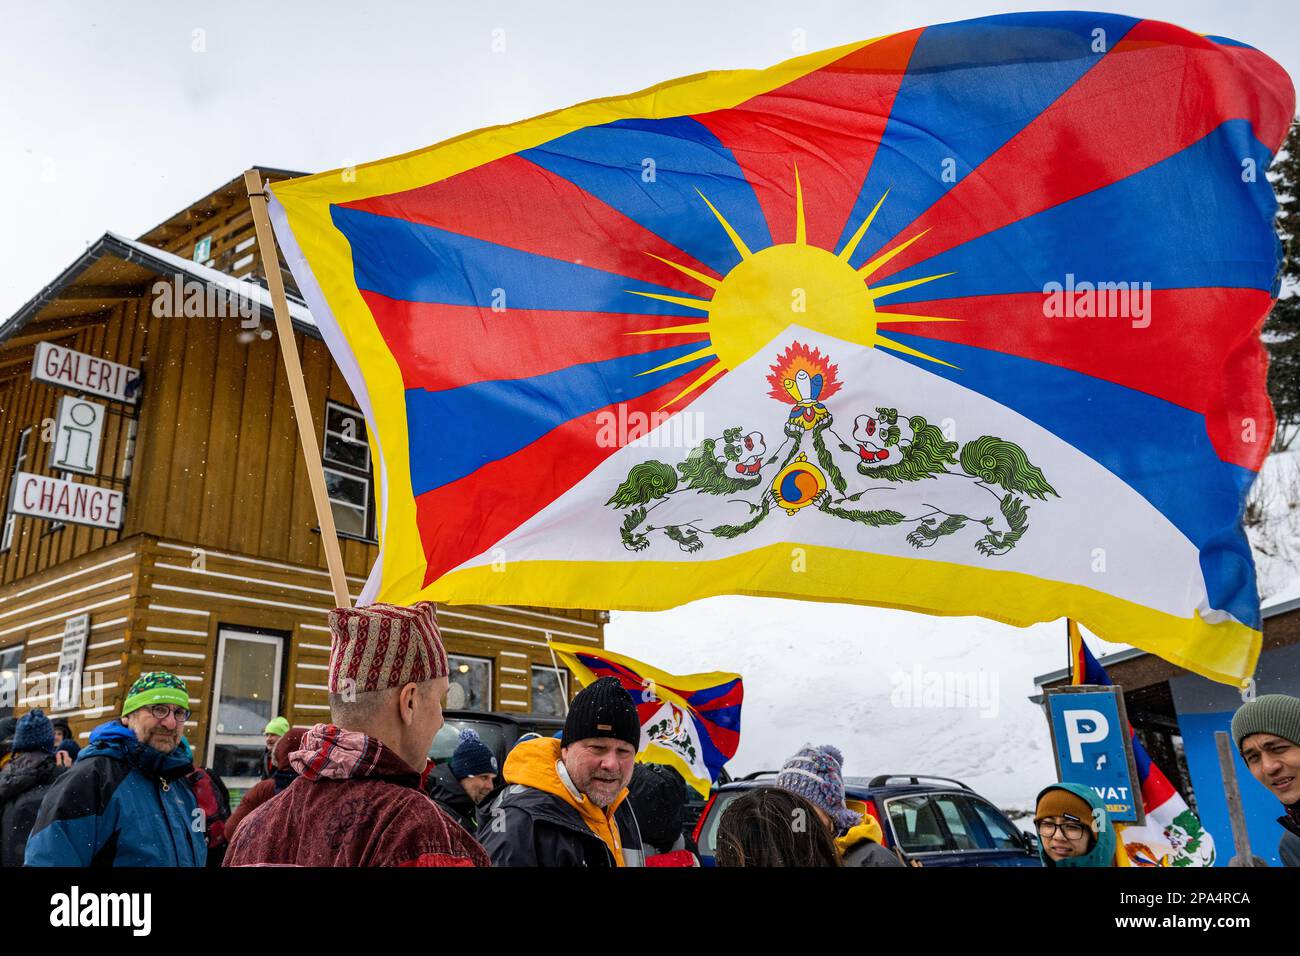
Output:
[1070, 621, 1217, 866]
[549, 642, 741, 795]
[267, 12, 1294, 687]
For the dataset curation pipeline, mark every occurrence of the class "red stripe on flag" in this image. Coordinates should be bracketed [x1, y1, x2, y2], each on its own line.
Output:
[693, 29, 922, 251]
[414, 364, 723, 585]
[363, 291, 709, 392]
[869, 21, 1295, 286]
[1141, 760, 1178, 812]
[877, 287, 1275, 469]
[343, 154, 721, 298]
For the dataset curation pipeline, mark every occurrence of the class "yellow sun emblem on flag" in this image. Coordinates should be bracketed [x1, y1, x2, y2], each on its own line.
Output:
[627, 167, 960, 407]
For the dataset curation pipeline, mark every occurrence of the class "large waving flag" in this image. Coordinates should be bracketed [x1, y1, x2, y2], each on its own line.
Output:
[549, 642, 741, 795]
[268, 12, 1294, 686]
[1070, 621, 1217, 866]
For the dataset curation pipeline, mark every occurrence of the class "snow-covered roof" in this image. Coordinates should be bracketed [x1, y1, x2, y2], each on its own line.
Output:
[0, 231, 318, 347]
[105, 231, 316, 328]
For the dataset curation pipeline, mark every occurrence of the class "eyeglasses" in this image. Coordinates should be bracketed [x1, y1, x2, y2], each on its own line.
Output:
[1035, 818, 1087, 840]
[147, 704, 192, 722]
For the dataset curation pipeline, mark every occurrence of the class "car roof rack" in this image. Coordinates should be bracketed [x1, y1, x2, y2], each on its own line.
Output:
[739, 770, 779, 781]
[867, 774, 973, 790]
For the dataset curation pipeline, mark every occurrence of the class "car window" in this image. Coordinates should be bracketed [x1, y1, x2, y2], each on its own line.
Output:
[885, 795, 951, 853]
[932, 795, 981, 850]
[967, 798, 1025, 850]
[429, 718, 507, 764]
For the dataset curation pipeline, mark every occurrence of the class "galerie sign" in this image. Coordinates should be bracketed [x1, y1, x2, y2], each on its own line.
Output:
[11, 472, 124, 530]
[31, 342, 140, 404]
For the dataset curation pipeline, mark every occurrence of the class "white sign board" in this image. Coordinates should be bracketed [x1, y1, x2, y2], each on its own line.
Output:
[52, 396, 105, 475]
[11, 472, 124, 530]
[54, 614, 90, 710]
[31, 342, 140, 404]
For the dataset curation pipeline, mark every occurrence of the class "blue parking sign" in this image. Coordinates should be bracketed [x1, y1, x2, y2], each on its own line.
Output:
[1045, 686, 1144, 824]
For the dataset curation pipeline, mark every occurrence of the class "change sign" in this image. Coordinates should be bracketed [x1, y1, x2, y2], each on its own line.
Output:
[1045, 685, 1145, 824]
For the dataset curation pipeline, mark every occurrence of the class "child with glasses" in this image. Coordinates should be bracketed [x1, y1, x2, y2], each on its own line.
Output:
[1032, 782, 1117, 867]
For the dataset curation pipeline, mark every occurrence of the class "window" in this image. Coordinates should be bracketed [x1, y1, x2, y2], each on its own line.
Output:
[531, 665, 569, 717]
[932, 794, 980, 850]
[1, 427, 31, 551]
[207, 628, 285, 788]
[322, 402, 374, 542]
[446, 655, 492, 712]
[967, 797, 1026, 851]
[0, 645, 22, 720]
[429, 716, 507, 764]
[885, 795, 951, 853]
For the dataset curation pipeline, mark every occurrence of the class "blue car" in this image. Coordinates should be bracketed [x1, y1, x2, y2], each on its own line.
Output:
[693, 772, 1041, 867]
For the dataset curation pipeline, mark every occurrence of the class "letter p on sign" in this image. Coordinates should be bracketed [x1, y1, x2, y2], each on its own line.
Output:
[1064, 709, 1108, 763]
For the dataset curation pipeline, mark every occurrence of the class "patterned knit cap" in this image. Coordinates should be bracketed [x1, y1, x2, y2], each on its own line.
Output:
[327, 601, 447, 694]
[121, 672, 190, 717]
[775, 743, 861, 831]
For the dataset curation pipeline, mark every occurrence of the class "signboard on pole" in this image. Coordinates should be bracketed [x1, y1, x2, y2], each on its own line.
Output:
[11, 472, 124, 530]
[31, 342, 140, 404]
[51, 396, 106, 475]
[54, 614, 89, 711]
[1045, 684, 1146, 824]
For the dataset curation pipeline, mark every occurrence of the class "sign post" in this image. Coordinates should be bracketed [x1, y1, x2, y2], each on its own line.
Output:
[1045, 684, 1146, 825]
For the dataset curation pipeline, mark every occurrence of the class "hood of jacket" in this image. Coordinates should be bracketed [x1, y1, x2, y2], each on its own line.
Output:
[288, 723, 422, 787]
[836, 811, 886, 855]
[82, 720, 193, 781]
[503, 736, 631, 863]
[1036, 782, 1116, 868]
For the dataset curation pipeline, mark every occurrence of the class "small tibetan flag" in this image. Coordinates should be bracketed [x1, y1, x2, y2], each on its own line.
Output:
[268, 12, 1294, 686]
[549, 642, 742, 796]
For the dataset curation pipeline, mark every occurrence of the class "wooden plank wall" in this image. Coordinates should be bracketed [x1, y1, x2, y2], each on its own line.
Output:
[125, 313, 377, 579]
[0, 296, 150, 587]
[0, 538, 142, 743]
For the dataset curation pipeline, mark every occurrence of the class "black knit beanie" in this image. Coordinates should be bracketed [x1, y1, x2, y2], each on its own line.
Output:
[561, 677, 641, 750]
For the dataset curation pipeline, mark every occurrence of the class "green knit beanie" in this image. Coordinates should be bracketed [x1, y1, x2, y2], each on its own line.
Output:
[263, 716, 290, 736]
[1231, 694, 1300, 750]
[121, 672, 190, 717]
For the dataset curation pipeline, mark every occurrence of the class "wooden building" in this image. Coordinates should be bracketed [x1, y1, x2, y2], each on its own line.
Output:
[0, 168, 605, 787]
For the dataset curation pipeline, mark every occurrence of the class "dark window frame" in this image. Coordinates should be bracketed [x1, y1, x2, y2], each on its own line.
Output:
[320, 400, 376, 544]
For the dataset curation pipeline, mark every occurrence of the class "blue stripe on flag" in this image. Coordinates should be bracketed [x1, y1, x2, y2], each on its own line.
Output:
[331, 204, 710, 316]
[521, 117, 772, 276]
[405, 344, 712, 495]
[876, 120, 1281, 302]
[837, 11, 1139, 267]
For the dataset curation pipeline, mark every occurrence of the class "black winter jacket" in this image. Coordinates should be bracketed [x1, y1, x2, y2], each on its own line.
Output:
[480, 781, 644, 867]
[0, 751, 66, 867]
[424, 763, 481, 835]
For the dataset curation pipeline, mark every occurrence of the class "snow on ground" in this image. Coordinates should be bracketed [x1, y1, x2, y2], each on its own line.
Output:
[607, 450, 1300, 814]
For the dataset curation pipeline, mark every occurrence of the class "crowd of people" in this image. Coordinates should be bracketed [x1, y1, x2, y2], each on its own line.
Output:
[1, 600, 1298, 868]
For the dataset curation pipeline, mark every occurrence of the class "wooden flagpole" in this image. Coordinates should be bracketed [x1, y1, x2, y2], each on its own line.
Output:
[243, 169, 351, 609]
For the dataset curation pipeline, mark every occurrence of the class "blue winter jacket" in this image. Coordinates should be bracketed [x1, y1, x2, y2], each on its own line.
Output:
[24, 720, 206, 867]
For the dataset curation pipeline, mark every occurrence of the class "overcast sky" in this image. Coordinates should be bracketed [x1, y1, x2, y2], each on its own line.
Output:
[1, 0, 1295, 318]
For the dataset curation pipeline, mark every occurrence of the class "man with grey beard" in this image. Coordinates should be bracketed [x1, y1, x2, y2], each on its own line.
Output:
[26, 672, 205, 866]
[481, 677, 645, 866]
